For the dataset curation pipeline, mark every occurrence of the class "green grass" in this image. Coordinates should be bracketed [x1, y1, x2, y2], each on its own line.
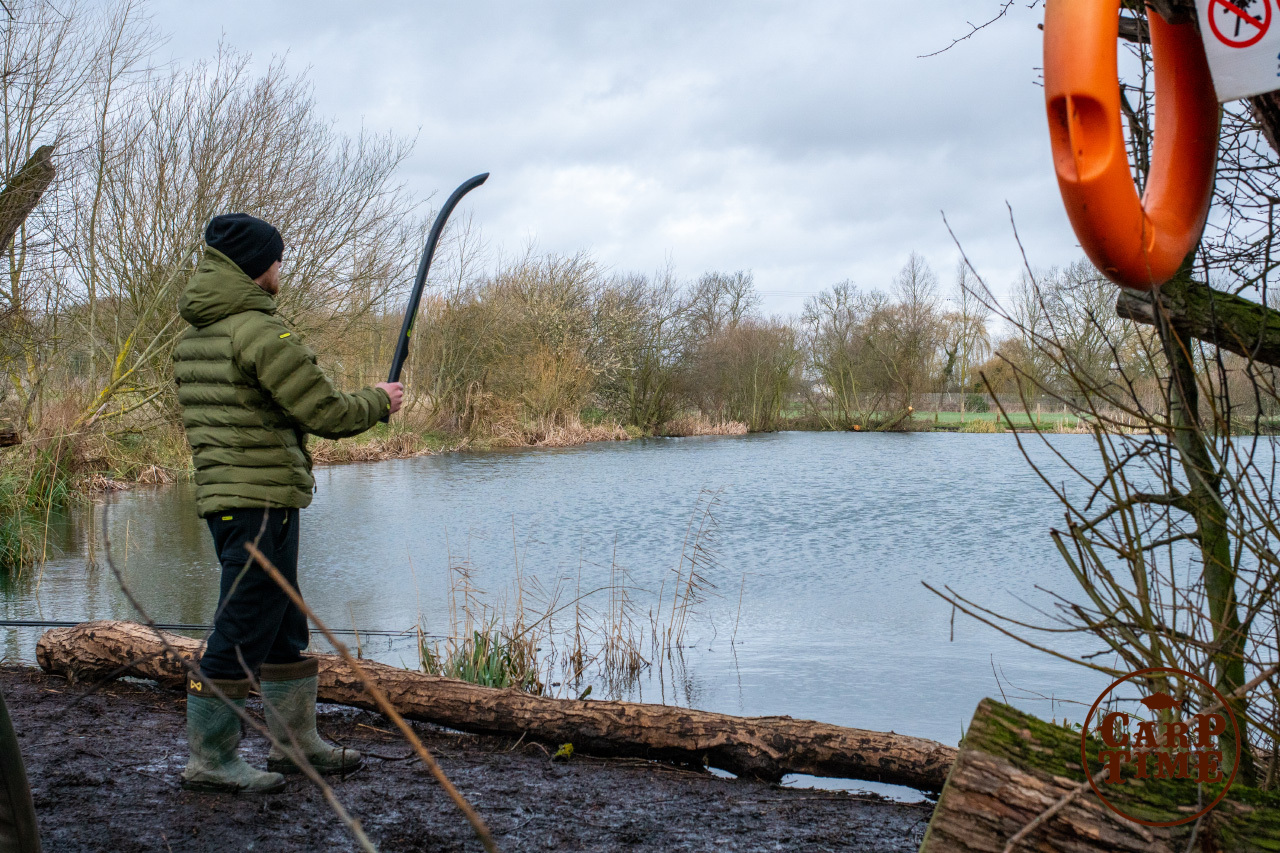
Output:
[924, 411, 1085, 428]
[420, 626, 544, 693]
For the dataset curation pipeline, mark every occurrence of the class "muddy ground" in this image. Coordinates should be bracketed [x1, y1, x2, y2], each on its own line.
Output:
[6, 666, 934, 852]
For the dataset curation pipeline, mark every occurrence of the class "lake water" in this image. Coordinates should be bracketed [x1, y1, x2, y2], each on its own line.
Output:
[6, 432, 1116, 791]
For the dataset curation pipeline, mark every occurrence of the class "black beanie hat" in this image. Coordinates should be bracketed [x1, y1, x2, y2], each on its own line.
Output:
[204, 213, 284, 280]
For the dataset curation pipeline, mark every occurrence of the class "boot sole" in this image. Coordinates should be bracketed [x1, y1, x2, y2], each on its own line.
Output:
[181, 777, 286, 795]
[268, 757, 364, 776]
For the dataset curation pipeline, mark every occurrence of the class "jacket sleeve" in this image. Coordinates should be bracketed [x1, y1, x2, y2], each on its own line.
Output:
[234, 314, 391, 440]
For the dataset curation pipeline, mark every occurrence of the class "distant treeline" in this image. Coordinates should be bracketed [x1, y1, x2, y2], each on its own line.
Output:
[0, 0, 1268, 461]
[309, 250, 1197, 438]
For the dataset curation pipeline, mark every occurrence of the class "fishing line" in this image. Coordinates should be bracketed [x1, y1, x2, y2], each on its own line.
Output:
[0, 619, 444, 639]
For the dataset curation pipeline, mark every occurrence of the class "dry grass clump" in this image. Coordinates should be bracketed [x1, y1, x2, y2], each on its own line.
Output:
[74, 421, 192, 486]
[86, 474, 131, 492]
[309, 430, 437, 465]
[1052, 416, 1090, 434]
[658, 415, 748, 437]
[515, 419, 631, 448]
[86, 464, 177, 492]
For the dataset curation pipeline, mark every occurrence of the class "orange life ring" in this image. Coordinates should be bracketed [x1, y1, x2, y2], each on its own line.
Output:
[1044, 1, 1220, 289]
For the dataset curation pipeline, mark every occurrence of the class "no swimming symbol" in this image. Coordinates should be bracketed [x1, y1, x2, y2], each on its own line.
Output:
[1209, 0, 1272, 48]
[1195, 0, 1280, 99]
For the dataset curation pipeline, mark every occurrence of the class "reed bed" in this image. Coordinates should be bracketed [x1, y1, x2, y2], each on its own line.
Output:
[309, 431, 436, 465]
[959, 418, 1003, 433]
[513, 418, 632, 449]
[658, 415, 749, 438]
[415, 492, 722, 700]
[0, 442, 76, 571]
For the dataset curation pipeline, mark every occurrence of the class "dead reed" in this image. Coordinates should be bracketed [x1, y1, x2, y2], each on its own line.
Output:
[658, 415, 748, 438]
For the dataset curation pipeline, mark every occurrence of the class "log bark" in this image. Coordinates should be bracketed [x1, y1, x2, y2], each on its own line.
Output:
[0, 427, 18, 448]
[35, 621, 958, 791]
[1117, 277, 1280, 368]
[920, 699, 1280, 852]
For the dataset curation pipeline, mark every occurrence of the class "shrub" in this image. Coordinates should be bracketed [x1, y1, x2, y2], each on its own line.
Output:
[961, 417, 1002, 433]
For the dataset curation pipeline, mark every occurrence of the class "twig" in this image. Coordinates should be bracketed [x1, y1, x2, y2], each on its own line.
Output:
[1001, 765, 1111, 853]
[244, 542, 499, 853]
[731, 573, 746, 645]
[919, 0, 1036, 58]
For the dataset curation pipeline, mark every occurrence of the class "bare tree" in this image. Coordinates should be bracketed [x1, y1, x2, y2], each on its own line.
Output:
[59, 43, 421, 431]
[944, 259, 992, 412]
[802, 281, 892, 428]
[0, 0, 150, 430]
[871, 252, 945, 408]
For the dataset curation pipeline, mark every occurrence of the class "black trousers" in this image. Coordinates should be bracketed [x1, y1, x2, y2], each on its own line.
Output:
[199, 507, 310, 680]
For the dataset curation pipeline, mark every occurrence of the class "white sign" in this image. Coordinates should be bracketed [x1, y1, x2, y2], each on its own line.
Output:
[1195, 0, 1280, 101]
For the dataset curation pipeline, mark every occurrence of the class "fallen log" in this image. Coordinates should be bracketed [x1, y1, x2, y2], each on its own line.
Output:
[0, 426, 18, 448]
[36, 620, 957, 791]
[876, 406, 915, 432]
[920, 699, 1280, 852]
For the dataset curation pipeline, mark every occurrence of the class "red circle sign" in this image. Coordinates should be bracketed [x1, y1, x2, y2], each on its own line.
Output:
[1209, 0, 1273, 48]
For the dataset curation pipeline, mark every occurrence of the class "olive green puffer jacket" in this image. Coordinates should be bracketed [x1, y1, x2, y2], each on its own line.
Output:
[173, 247, 390, 516]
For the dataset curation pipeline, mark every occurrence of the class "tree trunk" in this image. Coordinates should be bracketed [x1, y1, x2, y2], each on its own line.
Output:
[36, 621, 958, 791]
[1149, 0, 1196, 24]
[1116, 276, 1280, 369]
[0, 147, 55, 256]
[920, 699, 1280, 853]
[1153, 267, 1255, 784]
[876, 406, 915, 432]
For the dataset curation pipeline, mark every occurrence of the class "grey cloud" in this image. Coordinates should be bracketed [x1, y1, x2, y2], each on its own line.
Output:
[149, 0, 1078, 311]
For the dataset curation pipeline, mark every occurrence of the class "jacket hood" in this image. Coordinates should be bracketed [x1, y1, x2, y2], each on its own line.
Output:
[179, 246, 277, 328]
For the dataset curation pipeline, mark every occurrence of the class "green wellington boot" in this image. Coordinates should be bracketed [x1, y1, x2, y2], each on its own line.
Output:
[260, 659, 362, 775]
[181, 675, 286, 794]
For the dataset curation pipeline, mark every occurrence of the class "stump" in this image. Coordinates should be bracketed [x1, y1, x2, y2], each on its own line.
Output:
[36, 620, 958, 791]
[920, 699, 1280, 852]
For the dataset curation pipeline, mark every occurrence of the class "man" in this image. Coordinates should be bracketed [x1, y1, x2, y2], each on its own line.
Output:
[172, 213, 404, 793]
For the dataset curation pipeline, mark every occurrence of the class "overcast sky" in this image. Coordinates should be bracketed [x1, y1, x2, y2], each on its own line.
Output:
[147, 1, 1070, 314]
